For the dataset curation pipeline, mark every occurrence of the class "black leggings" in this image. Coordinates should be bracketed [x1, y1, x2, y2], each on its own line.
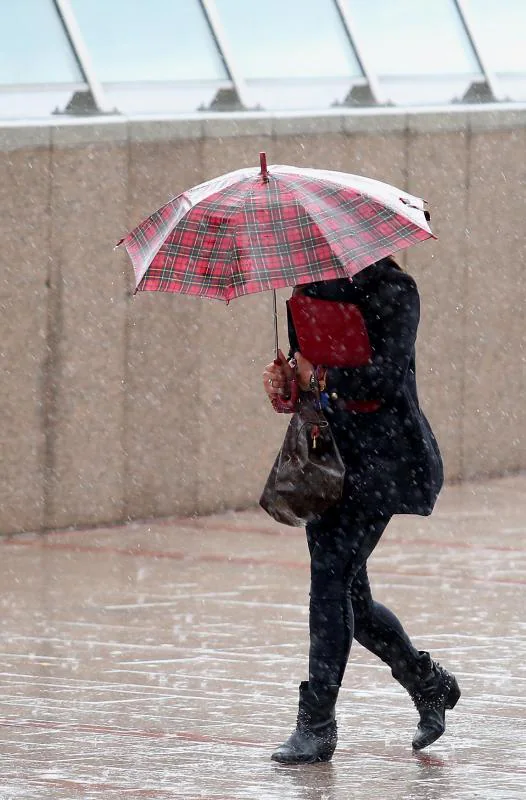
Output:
[306, 510, 429, 689]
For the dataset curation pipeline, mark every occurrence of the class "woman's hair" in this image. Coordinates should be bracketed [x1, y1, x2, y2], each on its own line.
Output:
[297, 256, 401, 300]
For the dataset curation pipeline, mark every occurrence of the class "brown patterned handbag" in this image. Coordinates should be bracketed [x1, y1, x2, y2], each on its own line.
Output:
[259, 392, 345, 527]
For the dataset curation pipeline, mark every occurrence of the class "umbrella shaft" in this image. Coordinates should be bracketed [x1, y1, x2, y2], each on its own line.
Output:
[273, 290, 279, 359]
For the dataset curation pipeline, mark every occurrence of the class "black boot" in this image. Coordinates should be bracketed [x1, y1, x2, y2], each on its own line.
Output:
[406, 657, 461, 750]
[271, 682, 339, 764]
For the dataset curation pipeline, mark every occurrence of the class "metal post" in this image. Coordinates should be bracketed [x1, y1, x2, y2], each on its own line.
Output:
[199, 0, 252, 109]
[453, 0, 503, 101]
[333, 0, 384, 104]
[53, 0, 112, 112]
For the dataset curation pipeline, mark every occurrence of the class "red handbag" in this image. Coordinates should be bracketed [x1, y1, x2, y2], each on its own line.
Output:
[270, 295, 378, 414]
[287, 294, 372, 367]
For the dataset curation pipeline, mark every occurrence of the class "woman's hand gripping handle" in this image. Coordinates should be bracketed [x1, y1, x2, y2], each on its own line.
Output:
[262, 349, 299, 413]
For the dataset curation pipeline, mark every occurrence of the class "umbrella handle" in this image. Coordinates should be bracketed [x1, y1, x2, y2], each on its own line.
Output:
[270, 375, 299, 414]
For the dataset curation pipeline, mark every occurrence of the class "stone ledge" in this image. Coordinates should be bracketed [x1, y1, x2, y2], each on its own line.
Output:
[1, 104, 526, 152]
[407, 111, 469, 134]
[343, 110, 408, 135]
[467, 107, 526, 132]
[51, 119, 128, 147]
[0, 125, 52, 151]
[129, 118, 204, 142]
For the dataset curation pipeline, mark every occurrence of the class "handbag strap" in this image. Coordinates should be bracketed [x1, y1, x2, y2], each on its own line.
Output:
[296, 389, 329, 449]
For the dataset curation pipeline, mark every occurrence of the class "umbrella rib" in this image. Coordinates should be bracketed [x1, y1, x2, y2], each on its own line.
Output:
[219, 180, 262, 301]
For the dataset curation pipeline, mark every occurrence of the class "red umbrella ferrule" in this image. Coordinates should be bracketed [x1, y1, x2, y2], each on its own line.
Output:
[259, 152, 269, 183]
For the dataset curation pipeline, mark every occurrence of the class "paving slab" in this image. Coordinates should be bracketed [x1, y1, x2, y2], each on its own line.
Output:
[0, 474, 525, 799]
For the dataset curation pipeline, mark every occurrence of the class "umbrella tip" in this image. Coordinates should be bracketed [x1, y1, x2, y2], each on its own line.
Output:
[259, 152, 269, 183]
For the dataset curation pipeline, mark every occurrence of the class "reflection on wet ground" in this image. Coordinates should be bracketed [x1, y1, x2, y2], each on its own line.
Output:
[0, 474, 525, 799]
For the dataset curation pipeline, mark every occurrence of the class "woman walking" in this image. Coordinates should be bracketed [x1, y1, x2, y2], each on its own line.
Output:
[263, 256, 460, 764]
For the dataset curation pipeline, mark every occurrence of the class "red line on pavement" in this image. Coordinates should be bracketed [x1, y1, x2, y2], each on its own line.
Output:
[26, 776, 237, 799]
[182, 521, 526, 554]
[389, 535, 525, 554]
[0, 717, 260, 748]
[177, 520, 526, 554]
[7, 516, 525, 554]
[4, 538, 526, 586]
[3, 718, 526, 778]
[26, 779, 176, 797]
[4, 539, 308, 570]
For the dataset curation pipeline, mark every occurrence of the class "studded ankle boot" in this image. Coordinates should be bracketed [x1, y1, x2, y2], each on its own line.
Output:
[407, 657, 461, 750]
[271, 681, 339, 764]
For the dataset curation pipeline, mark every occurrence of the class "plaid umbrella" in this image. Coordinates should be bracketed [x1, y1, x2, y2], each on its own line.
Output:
[117, 153, 435, 305]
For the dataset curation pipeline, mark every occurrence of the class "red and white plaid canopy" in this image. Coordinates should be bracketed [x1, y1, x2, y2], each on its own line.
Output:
[118, 161, 435, 302]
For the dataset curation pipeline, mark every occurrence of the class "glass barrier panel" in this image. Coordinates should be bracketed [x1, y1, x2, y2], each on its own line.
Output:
[462, 0, 526, 99]
[69, 0, 228, 82]
[342, 0, 483, 103]
[215, 0, 363, 80]
[0, 0, 82, 84]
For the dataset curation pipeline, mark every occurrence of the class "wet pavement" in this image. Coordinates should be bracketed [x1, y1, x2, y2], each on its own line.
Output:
[0, 474, 525, 800]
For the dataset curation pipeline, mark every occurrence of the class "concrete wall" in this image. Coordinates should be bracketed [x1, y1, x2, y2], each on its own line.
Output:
[1, 107, 525, 534]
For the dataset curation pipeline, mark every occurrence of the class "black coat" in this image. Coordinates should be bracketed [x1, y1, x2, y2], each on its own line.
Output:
[288, 258, 444, 517]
